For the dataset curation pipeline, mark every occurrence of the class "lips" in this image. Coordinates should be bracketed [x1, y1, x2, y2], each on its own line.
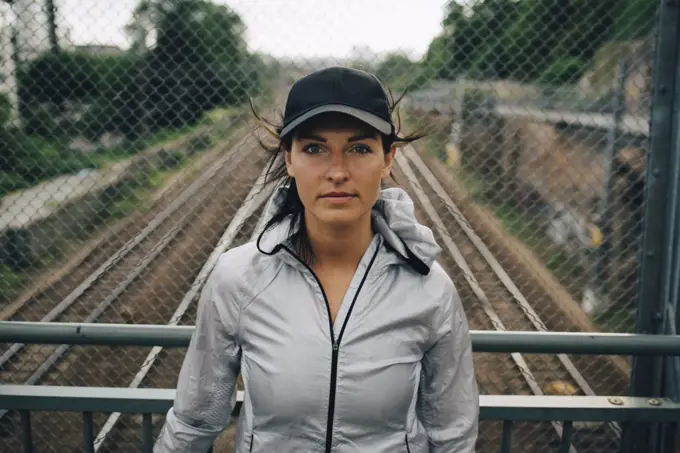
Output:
[321, 192, 356, 198]
[319, 192, 357, 204]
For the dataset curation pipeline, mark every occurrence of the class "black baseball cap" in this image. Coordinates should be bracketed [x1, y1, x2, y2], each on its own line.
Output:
[280, 66, 394, 139]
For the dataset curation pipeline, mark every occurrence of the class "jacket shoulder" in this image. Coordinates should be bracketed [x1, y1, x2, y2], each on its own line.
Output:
[211, 240, 279, 300]
[421, 260, 460, 313]
[422, 261, 455, 294]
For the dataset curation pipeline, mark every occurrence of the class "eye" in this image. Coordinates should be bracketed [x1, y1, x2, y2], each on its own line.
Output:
[351, 144, 373, 154]
[302, 143, 323, 154]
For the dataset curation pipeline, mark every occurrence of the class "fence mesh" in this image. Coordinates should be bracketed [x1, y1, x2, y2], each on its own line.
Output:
[0, 0, 660, 452]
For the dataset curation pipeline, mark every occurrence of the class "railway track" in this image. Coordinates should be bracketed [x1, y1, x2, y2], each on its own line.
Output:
[393, 145, 627, 453]
[0, 135, 250, 384]
[0, 133, 272, 453]
[0, 114, 249, 325]
[92, 168, 274, 453]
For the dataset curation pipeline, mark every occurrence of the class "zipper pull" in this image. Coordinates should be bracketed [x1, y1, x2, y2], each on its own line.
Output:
[332, 342, 339, 352]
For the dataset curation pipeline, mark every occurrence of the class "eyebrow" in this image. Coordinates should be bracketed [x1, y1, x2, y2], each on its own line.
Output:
[297, 133, 378, 142]
[348, 133, 378, 142]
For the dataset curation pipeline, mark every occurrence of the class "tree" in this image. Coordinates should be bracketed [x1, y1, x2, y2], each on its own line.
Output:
[425, 0, 654, 84]
[377, 54, 417, 83]
[126, 0, 258, 132]
[422, 0, 518, 80]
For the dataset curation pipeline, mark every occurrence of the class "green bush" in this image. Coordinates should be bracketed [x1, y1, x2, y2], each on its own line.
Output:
[2, 0, 265, 200]
[17, 52, 140, 138]
[0, 129, 93, 197]
[0, 94, 10, 127]
[538, 57, 589, 86]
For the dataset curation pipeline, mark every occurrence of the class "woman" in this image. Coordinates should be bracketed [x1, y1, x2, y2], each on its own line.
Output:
[154, 66, 479, 453]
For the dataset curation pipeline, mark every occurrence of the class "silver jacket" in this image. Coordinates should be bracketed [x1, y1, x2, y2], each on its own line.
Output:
[154, 186, 479, 453]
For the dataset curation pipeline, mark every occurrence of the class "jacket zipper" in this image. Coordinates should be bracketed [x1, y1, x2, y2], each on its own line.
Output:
[405, 434, 412, 453]
[283, 244, 380, 453]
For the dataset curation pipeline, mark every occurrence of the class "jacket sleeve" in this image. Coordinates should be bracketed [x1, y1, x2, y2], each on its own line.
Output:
[154, 255, 242, 453]
[417, 281, 479, 453]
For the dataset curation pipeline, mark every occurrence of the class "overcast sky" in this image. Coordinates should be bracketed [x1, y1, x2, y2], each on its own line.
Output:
[52, 0, 448, 59]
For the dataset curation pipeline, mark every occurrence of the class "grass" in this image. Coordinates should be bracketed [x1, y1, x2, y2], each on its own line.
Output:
[451, 159, 585, 286]
[490, 200, 583, 284]
[593, 304, 636, 333]
[106, 160, 182, 220]
[0, 265, 22, 301]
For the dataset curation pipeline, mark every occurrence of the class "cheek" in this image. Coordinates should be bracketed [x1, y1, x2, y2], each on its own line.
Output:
[351, 162, 387, 198]
[291, 164, 319, 208]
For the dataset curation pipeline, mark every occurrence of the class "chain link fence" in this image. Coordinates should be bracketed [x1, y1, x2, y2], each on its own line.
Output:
[395, 1, 655, 451]
[0, 0, 662, 452]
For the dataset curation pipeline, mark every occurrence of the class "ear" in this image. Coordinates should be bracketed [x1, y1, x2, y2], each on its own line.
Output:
[381, 144, 397, 180]
[283, 143, 294, 177]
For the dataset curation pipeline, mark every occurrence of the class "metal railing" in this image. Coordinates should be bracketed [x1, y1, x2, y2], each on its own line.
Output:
[1, 322, 680, 453]
[2, 385, 680, 453]
[2, 321, 680, 355]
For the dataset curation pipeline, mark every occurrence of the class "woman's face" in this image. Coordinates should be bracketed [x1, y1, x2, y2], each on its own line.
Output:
[284, 115, 395, 230]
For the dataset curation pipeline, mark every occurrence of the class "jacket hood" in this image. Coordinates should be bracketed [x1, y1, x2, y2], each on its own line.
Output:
[255, 183, 441, 275]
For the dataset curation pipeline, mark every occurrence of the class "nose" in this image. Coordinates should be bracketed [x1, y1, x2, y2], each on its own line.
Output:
[325, 149, 350, 182]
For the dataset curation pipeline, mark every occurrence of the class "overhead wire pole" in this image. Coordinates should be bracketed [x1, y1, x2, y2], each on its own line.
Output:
[621, 1, 680, 452]
[45, 0, 59, 54]
[1, 0, 21, 129]
[594, 58, 628, 304]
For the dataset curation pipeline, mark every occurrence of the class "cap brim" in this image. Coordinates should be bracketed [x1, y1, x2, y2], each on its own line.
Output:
[280, 104, 392, 138]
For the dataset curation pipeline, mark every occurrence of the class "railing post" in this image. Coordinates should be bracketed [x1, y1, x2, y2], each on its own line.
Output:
[594, 58, 628, 301]
[623, 1, 680, 452]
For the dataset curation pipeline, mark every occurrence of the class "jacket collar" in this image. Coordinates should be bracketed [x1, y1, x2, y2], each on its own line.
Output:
[255, 184, 441, 276]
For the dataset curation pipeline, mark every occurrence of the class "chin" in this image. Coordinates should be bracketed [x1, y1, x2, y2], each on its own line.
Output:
[314, 209, 364, 228]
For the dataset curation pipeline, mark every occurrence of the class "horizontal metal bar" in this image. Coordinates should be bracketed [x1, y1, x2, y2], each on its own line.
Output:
[493, 104, 649, 136]
[2, 322, 680, 355]
[0, 385, 177, 414]
[2, 385, 680, 423]
[0, 322, 194, 348]
[472, 331, 680, 355]
[482, 395, 679, 422]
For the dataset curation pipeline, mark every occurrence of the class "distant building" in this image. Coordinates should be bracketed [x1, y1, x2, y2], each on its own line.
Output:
[75, 44, 123, 56]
